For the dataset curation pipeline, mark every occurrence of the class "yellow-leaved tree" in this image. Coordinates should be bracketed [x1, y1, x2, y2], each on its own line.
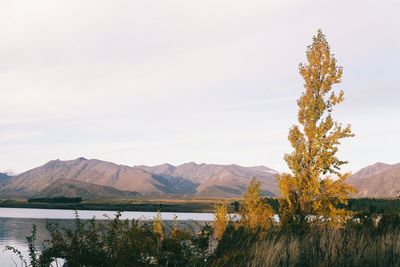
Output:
[240, 177, 274, 230]
[153, 210, 165, 241]
[214, 202, 228, 240]
[278, 30, 355, 229]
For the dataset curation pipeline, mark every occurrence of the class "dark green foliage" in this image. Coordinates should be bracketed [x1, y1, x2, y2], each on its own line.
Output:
[8, 211, 214, 267]
[347, 198, 400, 214]
[28, 197, 82, 203]
[264, 197, 279, 213]
[231, 201, 240, 212]
[0, 200, 219, 213]
[244, 197, 400, 215]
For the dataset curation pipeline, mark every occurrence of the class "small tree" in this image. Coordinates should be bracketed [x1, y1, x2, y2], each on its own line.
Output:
[240, 177, 274, 230]
[278, 30, 355, 229]
[214, 202, 228, 240]
[153, 210, 165, 255]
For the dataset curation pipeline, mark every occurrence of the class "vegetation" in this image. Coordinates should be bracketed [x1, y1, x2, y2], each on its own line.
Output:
[6, 211, 214, 267]
[7, 30, 400, 266]
[278, 30, 355, 229]
[213, 202, 228, 240]
[8, 186, 400, 267]
[209, 218, 400, 267]
[347, 198, 400, 214]
[0, 198, 236, 213]
[266, 197, 400, 215]
[238, 178, 274, 231]
[28, 197, 82, 203]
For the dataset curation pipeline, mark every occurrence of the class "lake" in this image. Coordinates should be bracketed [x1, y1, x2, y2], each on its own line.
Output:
[0, 207, 214, 266]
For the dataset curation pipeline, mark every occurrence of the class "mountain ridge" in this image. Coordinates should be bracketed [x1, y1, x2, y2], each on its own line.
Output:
[348, 162, 400, 198]
[135, 162, 278, 197]
[2, 159, 400, 199]
[36, 179, 140, 199]
[0, 158, 279, 199]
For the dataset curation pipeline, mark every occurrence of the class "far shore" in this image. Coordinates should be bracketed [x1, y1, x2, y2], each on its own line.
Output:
[0, 198, 240, 213]
[1, 197, 399, 214]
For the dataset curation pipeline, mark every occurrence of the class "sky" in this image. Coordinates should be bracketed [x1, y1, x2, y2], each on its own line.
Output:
[1, 0, 399, 174]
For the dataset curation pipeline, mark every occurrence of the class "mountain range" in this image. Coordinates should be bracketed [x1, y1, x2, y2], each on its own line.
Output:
[0, 158, 398, 199]
[0, 158, 278, 199]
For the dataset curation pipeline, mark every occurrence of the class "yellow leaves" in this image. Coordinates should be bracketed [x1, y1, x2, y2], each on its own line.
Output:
[279, 30, 354, 229]
[213, 179, 275, 240]
[153, 210, 164, 241]
[318, 176, 356, 227]
[239, 178, 274, 231]
[214, 202, 228, 240]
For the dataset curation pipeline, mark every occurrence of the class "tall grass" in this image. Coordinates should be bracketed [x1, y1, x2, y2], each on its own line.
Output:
[248, 227, 400, 267]
[209, 213, 400, 267]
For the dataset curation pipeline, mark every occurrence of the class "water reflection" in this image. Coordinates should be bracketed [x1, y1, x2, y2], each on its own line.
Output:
[0, 208, 214, 266]
[0, 218, 75, 266]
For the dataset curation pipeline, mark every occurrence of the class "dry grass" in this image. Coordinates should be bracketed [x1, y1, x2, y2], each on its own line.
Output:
[247, 228, 400, 267]
[209, 216, 400, 267]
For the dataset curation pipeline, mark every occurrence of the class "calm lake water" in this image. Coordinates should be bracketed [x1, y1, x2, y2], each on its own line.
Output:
[0, 207, 214, 266]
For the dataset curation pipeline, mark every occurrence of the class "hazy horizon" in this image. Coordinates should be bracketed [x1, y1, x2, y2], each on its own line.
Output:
[1, 1, 399, 173]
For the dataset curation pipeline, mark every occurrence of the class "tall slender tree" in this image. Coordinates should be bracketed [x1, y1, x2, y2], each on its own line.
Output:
[278, 30, 355, 229]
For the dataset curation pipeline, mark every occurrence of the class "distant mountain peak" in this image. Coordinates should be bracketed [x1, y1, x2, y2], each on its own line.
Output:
[348, 161, 400, 198]
[350, 162, 393, 181]
[180, 161, 199, 167]
[157, 163, 176, 169]
[371, 162, 391, 167]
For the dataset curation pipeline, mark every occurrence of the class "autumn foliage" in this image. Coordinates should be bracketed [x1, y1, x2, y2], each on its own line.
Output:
[239, 178, 274, 230]
[278, 30, 355, 228]
[13, 30, 396, 267]
[214, 202, 228, 240]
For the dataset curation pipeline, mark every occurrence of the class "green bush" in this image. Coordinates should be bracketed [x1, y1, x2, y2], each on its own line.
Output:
[7, 212, 213, 267]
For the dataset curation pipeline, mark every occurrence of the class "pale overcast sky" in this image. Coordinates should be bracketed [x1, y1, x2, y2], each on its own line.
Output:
[1, 0, 399, 173]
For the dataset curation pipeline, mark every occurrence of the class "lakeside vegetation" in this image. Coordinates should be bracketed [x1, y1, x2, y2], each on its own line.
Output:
[2, 197, 400, 215]
[6, 30, 399, 266]
[210, 218, 400, 267]
[28, 197, 83, 204]
[0, 198, 239, 213]
[7, 181, 400, 266]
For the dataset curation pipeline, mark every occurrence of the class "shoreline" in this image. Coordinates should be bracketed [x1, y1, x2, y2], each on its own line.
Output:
[0, 198, 237, 213]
